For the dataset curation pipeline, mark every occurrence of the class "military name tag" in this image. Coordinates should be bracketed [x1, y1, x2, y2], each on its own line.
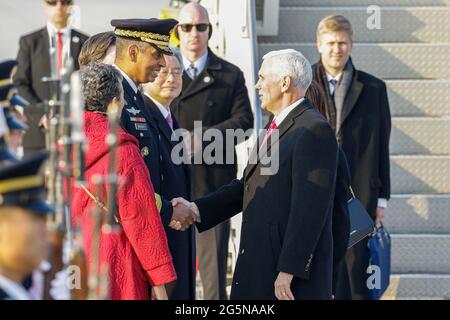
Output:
[130, 117, 146, 123]
[135, 123, 148, 131]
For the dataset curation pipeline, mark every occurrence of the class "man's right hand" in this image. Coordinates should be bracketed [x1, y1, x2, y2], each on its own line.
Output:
[39, 114, 48, 130]
[170, 197, 200, 231]
[169, 199, 199, 231]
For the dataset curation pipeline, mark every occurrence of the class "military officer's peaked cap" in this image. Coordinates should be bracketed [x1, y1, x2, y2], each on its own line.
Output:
[0, 151, 54, 214]
[0, 60, 17, 87]
[111, 18, 178, 55]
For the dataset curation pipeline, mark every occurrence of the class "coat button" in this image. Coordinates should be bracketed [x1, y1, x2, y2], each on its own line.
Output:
[207, 100, 214, 107]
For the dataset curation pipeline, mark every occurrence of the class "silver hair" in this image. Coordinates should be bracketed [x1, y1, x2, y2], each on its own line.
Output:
[262, 49, 312, 91]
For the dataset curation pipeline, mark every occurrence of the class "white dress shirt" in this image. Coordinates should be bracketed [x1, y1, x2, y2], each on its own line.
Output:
[0, 275, 33, 300]
[47, 22, 72, 71]
[181, 51, 208, 79]
[326, 72, 342, 95]
[272, 97, 305, 127]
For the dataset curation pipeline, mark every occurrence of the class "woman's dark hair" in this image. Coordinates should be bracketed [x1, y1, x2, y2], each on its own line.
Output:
[78, 31, 116, 67]
[80, 63, 123, 113]
[305, 80, 329, 121]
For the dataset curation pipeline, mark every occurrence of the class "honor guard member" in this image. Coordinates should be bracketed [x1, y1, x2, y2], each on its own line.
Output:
[111, 18, 198, 237]
[0, 83, 29, 156]
[0, 152, 53, 300]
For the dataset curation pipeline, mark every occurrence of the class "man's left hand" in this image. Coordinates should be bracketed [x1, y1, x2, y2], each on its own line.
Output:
[274, 272, 294, 300]
[375, 207, 385, 226]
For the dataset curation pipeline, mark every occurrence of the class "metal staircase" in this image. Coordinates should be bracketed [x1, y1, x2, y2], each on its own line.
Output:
[257, 0, 450, 299]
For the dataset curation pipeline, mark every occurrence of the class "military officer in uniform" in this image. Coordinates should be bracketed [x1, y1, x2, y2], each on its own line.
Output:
[0, 152, 53, 300]
[111, 19, 198, 244]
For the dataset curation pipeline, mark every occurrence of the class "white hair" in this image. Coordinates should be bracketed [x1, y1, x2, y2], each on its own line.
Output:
[262, 49, 312, 91]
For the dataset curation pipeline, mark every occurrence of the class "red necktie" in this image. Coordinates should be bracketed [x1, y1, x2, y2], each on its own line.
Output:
[261, 120, 277, 147]
[56, 31, 63, 75]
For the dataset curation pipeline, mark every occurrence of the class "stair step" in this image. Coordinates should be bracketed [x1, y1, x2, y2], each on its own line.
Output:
[382, 274, 450, 299]
[387, 80, 450, 117]
[258, 43, 450, 79]
[385, 195, 450, 234]
[391, 235, 450, 273]
[391, 156, 450, 194]
[391, 118, 450, 155]
[281, 0, 450, 6]
[259, 7, 450, 43]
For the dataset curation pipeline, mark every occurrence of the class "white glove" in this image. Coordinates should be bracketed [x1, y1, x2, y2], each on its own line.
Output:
[49, 269, 70, 300]
[28, 260, 51, 300]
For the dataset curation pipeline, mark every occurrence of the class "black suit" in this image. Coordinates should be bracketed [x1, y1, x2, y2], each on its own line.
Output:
[143, 96, 196, 300]
[194, 99, 338, 299]
[171, 48, 253, 299]
[313, 61, 391, 299]
[13, 27, 88, 153]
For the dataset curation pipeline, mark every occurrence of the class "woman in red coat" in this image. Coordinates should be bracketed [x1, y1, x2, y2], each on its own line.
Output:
[71, 63, 176, 299]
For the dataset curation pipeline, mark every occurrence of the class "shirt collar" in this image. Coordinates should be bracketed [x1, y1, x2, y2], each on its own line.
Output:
[47, 22, 71, 37]
[0, 275, 32, 300]
[113, 64, 138, 93]
[326, 72, 342, 83]
[273, 97, 305, 127]
[181, 51, 208, 75]
[145, 93, 171, 119]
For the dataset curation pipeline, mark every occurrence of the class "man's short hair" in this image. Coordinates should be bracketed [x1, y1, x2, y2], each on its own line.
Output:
[79, 31, 116, 67]
[262, 49, 312, 91]
[316, 15, 353, 41]
[115, 37, 149, 57]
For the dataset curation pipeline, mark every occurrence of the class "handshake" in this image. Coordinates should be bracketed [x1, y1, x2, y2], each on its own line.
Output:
[169, 197, 201, 231]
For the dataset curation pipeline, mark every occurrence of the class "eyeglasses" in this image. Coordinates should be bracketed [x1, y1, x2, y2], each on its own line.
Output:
[45, 0, 73, 6]
[159, 69, 182, 78]
[178, 23, 209, 33]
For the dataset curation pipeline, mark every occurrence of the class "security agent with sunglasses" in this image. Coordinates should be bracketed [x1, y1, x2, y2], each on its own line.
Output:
[112, 18, 199, 279]
[13, 0, 88, 156]
[0, 152, 53, 300]
[170, 2, 254, 300]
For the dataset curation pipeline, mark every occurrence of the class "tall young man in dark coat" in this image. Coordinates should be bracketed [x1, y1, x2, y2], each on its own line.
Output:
[13, 0, 88, 155]
[312, 15, 391, 299]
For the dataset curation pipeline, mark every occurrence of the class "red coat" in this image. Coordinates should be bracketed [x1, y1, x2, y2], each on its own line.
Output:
[71, 112, 176, 300]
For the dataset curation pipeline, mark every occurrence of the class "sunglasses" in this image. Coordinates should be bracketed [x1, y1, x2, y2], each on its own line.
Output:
[178, 23, 209, 33]
[45, 0, 73, 5]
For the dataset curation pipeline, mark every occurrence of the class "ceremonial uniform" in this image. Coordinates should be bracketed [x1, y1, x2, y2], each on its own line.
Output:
[111, 18, 178, 226]
[0, 152, 54, 300]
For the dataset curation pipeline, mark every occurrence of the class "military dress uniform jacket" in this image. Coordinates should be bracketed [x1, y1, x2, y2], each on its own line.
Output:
[120, 79, 173, 223]
[194, 99, 338, 299]
[13, 27, 88, 152]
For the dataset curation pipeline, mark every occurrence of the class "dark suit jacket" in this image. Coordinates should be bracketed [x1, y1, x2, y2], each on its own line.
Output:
[143, 95, 196, 300]
[194, 99, 338, 299]
[13, 27, 88, 150]
[171, 48, 254, 199]
[312, 61, 391, 218]
[119, 79, 173, 224]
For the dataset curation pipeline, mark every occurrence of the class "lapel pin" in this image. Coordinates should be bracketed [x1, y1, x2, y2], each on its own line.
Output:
[203, 76, 211, 83]
[72, 36, 80, 43]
